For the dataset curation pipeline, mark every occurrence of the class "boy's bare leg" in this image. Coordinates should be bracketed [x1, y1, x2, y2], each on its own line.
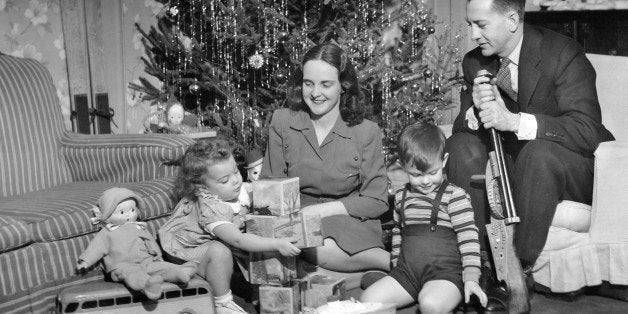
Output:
[418, 280, 462, 314]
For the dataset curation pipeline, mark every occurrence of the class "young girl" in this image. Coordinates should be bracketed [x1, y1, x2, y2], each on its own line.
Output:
[360, 122, 487, 313]
[159, 138, 300, 314]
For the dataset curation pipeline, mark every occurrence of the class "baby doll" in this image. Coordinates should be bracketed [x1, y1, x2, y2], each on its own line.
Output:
[77, 187, 197, 300]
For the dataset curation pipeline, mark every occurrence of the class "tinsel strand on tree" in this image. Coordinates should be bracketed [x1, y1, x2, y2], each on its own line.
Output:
[131, 0, 463, 162]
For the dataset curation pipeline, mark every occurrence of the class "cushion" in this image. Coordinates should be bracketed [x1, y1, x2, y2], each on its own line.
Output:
[0, 177, 178, 244]
[0, 216, 32, 253]
[550, 200, 591, 233]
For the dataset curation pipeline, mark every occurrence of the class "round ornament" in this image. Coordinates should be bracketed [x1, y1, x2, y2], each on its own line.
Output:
[275, 71, 287, 84]
[428, 26, 435, 34]
[278, 31, 289, 40]
[169, 6, 179, 16]
[248, 52, 265, 69]
[423, 69, 433, 78]
[189, 83, 201, 94]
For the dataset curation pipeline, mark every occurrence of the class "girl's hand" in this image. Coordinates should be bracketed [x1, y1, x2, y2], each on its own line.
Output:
[464, 281, 488, 307]
[273, 238, 301, 257]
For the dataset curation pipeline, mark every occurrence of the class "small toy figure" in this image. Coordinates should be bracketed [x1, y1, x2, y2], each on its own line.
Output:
[167, 102, 185, 126]
[244, 149, 264, 182]
[77, 187, 197, 300]
[165, 102, 193, 134]
[242, 149, 263, 208]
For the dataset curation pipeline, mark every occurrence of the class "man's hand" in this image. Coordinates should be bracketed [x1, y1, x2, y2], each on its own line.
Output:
[465, 281, 488, 307]
[474, 80, 519, 132]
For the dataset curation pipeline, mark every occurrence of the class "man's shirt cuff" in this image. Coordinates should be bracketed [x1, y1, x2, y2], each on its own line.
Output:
[516, 112, 537, 140]
[465, 107, 479, 130]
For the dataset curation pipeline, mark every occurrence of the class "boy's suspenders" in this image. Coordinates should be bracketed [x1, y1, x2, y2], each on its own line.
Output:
[398, 180, 449, 232]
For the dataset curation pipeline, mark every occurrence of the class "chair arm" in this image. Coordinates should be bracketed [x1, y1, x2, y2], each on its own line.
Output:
[590, 140, 628, 243]
[60, 131, 196, 182]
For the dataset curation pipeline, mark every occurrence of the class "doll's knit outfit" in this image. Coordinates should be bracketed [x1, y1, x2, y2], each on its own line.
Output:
[389, 180, 481, 298]
[79, 222, 196, 292]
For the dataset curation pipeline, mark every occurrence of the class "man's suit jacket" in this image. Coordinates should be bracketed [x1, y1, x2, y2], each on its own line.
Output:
[453, 24, 614, 157]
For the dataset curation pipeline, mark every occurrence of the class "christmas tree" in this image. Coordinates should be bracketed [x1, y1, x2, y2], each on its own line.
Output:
[130, 0, 462, 162]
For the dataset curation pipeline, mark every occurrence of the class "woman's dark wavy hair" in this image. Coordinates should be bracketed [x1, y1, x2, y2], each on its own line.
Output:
[176, 137, 232, 200]
[285, 43, 367, 126]
[397, 122, 446, 172]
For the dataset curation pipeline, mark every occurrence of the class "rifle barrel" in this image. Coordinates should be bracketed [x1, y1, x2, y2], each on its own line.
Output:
[490, 128, 520, 224]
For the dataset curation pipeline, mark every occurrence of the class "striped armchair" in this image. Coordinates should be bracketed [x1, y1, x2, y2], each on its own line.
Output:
[0, 54, 196, 313]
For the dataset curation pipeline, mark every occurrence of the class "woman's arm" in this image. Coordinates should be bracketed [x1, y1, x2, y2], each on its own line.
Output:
[338, 123, 389, 219]
[212, 223, 300, 256]
[261, 110, 286, 178]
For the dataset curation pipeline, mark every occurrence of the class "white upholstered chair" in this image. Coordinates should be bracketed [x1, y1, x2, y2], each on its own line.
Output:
[532, 53, 628, 294]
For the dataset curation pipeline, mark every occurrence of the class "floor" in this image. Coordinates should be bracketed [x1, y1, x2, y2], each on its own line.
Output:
[232, 272, 628, 314]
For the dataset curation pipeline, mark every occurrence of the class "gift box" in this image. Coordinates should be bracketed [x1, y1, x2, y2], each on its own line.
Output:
[246, 212, 323, 248]
[252, 177, 300, 215]
[300, 274, 346, 308]
[249, 251, 297, 286]
[259, 283, 300, 314]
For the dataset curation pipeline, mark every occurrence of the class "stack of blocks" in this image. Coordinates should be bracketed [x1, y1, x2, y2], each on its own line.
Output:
[246, 177, 346, 313]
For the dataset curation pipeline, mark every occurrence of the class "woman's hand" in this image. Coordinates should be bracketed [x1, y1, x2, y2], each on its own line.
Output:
[273, 238, 301, 257]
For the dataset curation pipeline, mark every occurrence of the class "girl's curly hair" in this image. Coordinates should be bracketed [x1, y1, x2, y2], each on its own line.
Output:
[176, 137, 233, 200]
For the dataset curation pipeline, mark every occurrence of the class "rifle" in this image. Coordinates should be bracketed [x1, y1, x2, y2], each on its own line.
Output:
[476, 70, 530, 313]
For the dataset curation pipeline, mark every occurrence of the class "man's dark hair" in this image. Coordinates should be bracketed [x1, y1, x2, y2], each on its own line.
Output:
[491, 0, 526, 20]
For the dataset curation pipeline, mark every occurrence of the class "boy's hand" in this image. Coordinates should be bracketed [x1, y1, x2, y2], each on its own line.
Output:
[274, 238, 301, 257]
[464, 281, 488, 307]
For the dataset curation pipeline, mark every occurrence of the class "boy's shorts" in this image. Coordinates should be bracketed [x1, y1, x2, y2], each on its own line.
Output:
[389, 224, 464, 300]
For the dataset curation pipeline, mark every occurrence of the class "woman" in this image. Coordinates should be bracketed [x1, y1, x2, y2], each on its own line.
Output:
[261, 43, 390, 272]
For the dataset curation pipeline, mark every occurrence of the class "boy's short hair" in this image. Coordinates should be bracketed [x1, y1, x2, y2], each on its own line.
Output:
[397, 122, 446, 172]
[177, 137, 233, 199]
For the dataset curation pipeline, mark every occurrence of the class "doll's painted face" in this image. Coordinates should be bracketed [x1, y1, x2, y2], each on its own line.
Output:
[247, 164, 262, 182]
[167, 104, 184, 125]
[107, 199, 139, 225]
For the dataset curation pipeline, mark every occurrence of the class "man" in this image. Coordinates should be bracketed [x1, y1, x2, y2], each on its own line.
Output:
[447, 0, 614, 309]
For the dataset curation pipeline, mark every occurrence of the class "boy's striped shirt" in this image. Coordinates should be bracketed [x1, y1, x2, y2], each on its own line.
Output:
[391, 182, 481, 283]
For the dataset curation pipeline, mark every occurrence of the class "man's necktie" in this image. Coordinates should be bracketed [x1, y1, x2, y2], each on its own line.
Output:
[496, 58, 517, 101]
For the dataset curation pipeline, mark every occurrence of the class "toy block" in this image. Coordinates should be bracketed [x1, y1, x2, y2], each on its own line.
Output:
[300, 274, 346, 309]
[259, 283, 300, 314]
[246, 212, 323, 248]
[252, 177, 300, 215]
[249, 251, 297, 286]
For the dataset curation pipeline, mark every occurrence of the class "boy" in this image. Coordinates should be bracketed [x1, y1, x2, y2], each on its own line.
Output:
[360, 122, 487, 313]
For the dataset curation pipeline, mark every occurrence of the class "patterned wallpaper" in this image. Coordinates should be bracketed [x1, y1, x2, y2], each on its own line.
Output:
[0, 0, 71, 130]
[0, 0, 161, 134]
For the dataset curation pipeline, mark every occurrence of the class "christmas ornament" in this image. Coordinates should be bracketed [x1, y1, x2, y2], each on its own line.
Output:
[423, 69, 433, 78]
[248, 52, 265, 69]
[278, 31, 289, 40]
[189, 83, 201, 94]
[275, 70, 287, 84]
[428, 26, 435, 34]
[169, 6, 179, 16]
